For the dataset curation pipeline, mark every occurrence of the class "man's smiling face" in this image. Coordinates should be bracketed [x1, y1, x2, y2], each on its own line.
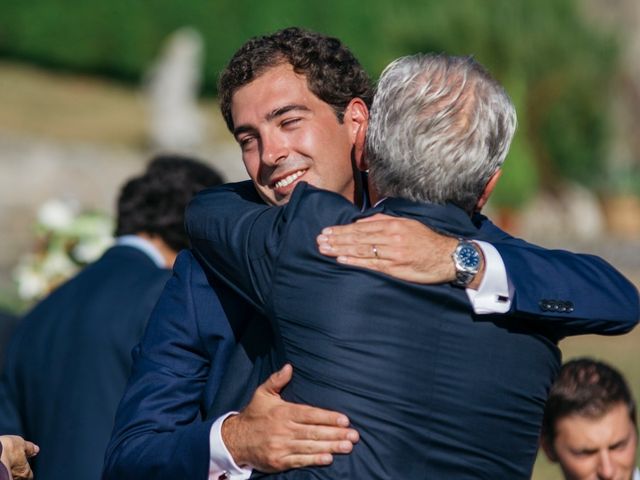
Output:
[230, 62, 362, 206]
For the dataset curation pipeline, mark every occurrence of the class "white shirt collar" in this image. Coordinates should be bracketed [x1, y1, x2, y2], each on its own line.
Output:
[372, 196, 388, 208]
[116, 235, 166, 268]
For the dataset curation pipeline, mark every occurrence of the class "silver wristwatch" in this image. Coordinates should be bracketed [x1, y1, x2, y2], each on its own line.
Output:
[451, 239, 482, 288]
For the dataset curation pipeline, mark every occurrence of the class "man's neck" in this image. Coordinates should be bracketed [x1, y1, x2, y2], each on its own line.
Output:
[135, 233, 177, 268]
[367, 182, 381, 207]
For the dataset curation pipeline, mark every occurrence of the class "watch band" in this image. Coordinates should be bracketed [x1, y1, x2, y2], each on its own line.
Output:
[451, 239, 481, 288]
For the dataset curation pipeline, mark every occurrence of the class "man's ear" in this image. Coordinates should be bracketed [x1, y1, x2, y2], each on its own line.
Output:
[345, 98, 369, 172]
[475, 168, 502, 212]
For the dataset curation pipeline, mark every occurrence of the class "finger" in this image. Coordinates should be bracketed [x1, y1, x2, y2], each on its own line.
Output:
[287, 404, 351, 428]
[23, 442, 39, 457]
[336, 256, 394, 274]
[278, 438, 357, 469]
[285, 438, 355, 455]
[12, 463, 33, 480]
[321, 221, 386, 236]
[319, 243, 384, 259]
[262, 363, 293, 395]
[293, 425, 360, 443]
[321, 231, 406, 250]
[356, 215, 431, 237]
[353, 213, 396, 223]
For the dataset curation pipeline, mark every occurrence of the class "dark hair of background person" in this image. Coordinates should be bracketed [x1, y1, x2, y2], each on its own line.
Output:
[541, 358, 637, 447]
[218, 26, 374, 132]
[115, 154, 224, 252]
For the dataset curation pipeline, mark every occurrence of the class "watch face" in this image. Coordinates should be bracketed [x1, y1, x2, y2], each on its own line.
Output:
[459, 244, 480, 269]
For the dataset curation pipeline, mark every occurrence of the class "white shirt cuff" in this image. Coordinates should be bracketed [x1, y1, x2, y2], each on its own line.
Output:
[209, 412, 253, 480]
[465, 241, 513, 314]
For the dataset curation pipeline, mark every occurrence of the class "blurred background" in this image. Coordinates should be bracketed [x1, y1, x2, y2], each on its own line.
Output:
[0, 0, 638, 477]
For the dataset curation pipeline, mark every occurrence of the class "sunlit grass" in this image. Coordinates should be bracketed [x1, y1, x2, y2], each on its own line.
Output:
[0, 61, 228, 146]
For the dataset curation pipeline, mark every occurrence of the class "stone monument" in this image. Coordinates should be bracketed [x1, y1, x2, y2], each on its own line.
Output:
[145, 27, 205, 152]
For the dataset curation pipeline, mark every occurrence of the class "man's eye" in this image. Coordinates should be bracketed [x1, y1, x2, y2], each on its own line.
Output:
[281, 118, 301, 128]
[611, 438, 630, 451]
[239, 137, 256, 149]
[574, 450, 597, 458]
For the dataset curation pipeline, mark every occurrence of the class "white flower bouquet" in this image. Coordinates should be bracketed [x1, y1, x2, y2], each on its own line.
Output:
[14, 199, 114, 302]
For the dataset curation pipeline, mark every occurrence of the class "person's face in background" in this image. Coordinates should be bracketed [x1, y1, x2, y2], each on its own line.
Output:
[230, 62, 367, 206]
[546, 403, 638, 480]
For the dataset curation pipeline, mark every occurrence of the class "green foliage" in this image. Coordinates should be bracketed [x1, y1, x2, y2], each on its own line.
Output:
[607, 166, 640, 195]
[0, 0, 620, 204]
[372, 0, 617, 202]
[0, 0, 386, 87]
[490, 79, 539, 209]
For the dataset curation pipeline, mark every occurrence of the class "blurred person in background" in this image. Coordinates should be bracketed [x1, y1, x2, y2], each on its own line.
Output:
[0, 154, 223, 480]
[0, 312, 18, 372]
[541, 358, 639, 480]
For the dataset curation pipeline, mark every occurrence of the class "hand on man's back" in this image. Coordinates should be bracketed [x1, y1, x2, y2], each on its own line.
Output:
[222, 364, 359, 472]
[318, 214, 461, 284]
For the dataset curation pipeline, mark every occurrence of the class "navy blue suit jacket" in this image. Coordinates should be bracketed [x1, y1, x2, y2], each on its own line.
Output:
[186, 181, 638, 479]
[104, 249, 274, 478]
[0, 246, 170, 480]
[0, 311, 18, 372]
[105, 182, 638, 479]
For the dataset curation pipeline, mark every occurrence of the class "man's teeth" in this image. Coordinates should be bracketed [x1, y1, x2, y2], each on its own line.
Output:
[274, 170, 305, 189]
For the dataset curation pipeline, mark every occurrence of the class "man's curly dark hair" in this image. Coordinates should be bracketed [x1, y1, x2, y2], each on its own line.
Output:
[218, 27, 373, 132]
[115, 154, 224, 252]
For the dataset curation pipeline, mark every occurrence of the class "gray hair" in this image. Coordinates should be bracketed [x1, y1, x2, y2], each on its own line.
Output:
[366, 54, 517, 213]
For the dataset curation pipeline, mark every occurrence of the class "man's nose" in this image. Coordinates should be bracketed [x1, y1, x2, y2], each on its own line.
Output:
[260, 133, 288, 167]
[596, 450, 615, 479]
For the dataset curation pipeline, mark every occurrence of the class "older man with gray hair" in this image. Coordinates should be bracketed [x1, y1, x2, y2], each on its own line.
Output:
[186, 53, 631, 478]
[365, 54, 515, 214]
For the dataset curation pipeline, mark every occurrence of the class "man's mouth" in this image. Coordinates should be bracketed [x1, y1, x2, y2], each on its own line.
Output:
[272, 169, 307, 190]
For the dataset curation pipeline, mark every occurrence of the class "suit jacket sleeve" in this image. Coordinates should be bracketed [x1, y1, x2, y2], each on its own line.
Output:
[0, 329, 25, 437]
[103, 250, 241, 479]
[476, 215, 639, 336]
[186, 181, 285, 313]
[186, 181, 359, 313]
